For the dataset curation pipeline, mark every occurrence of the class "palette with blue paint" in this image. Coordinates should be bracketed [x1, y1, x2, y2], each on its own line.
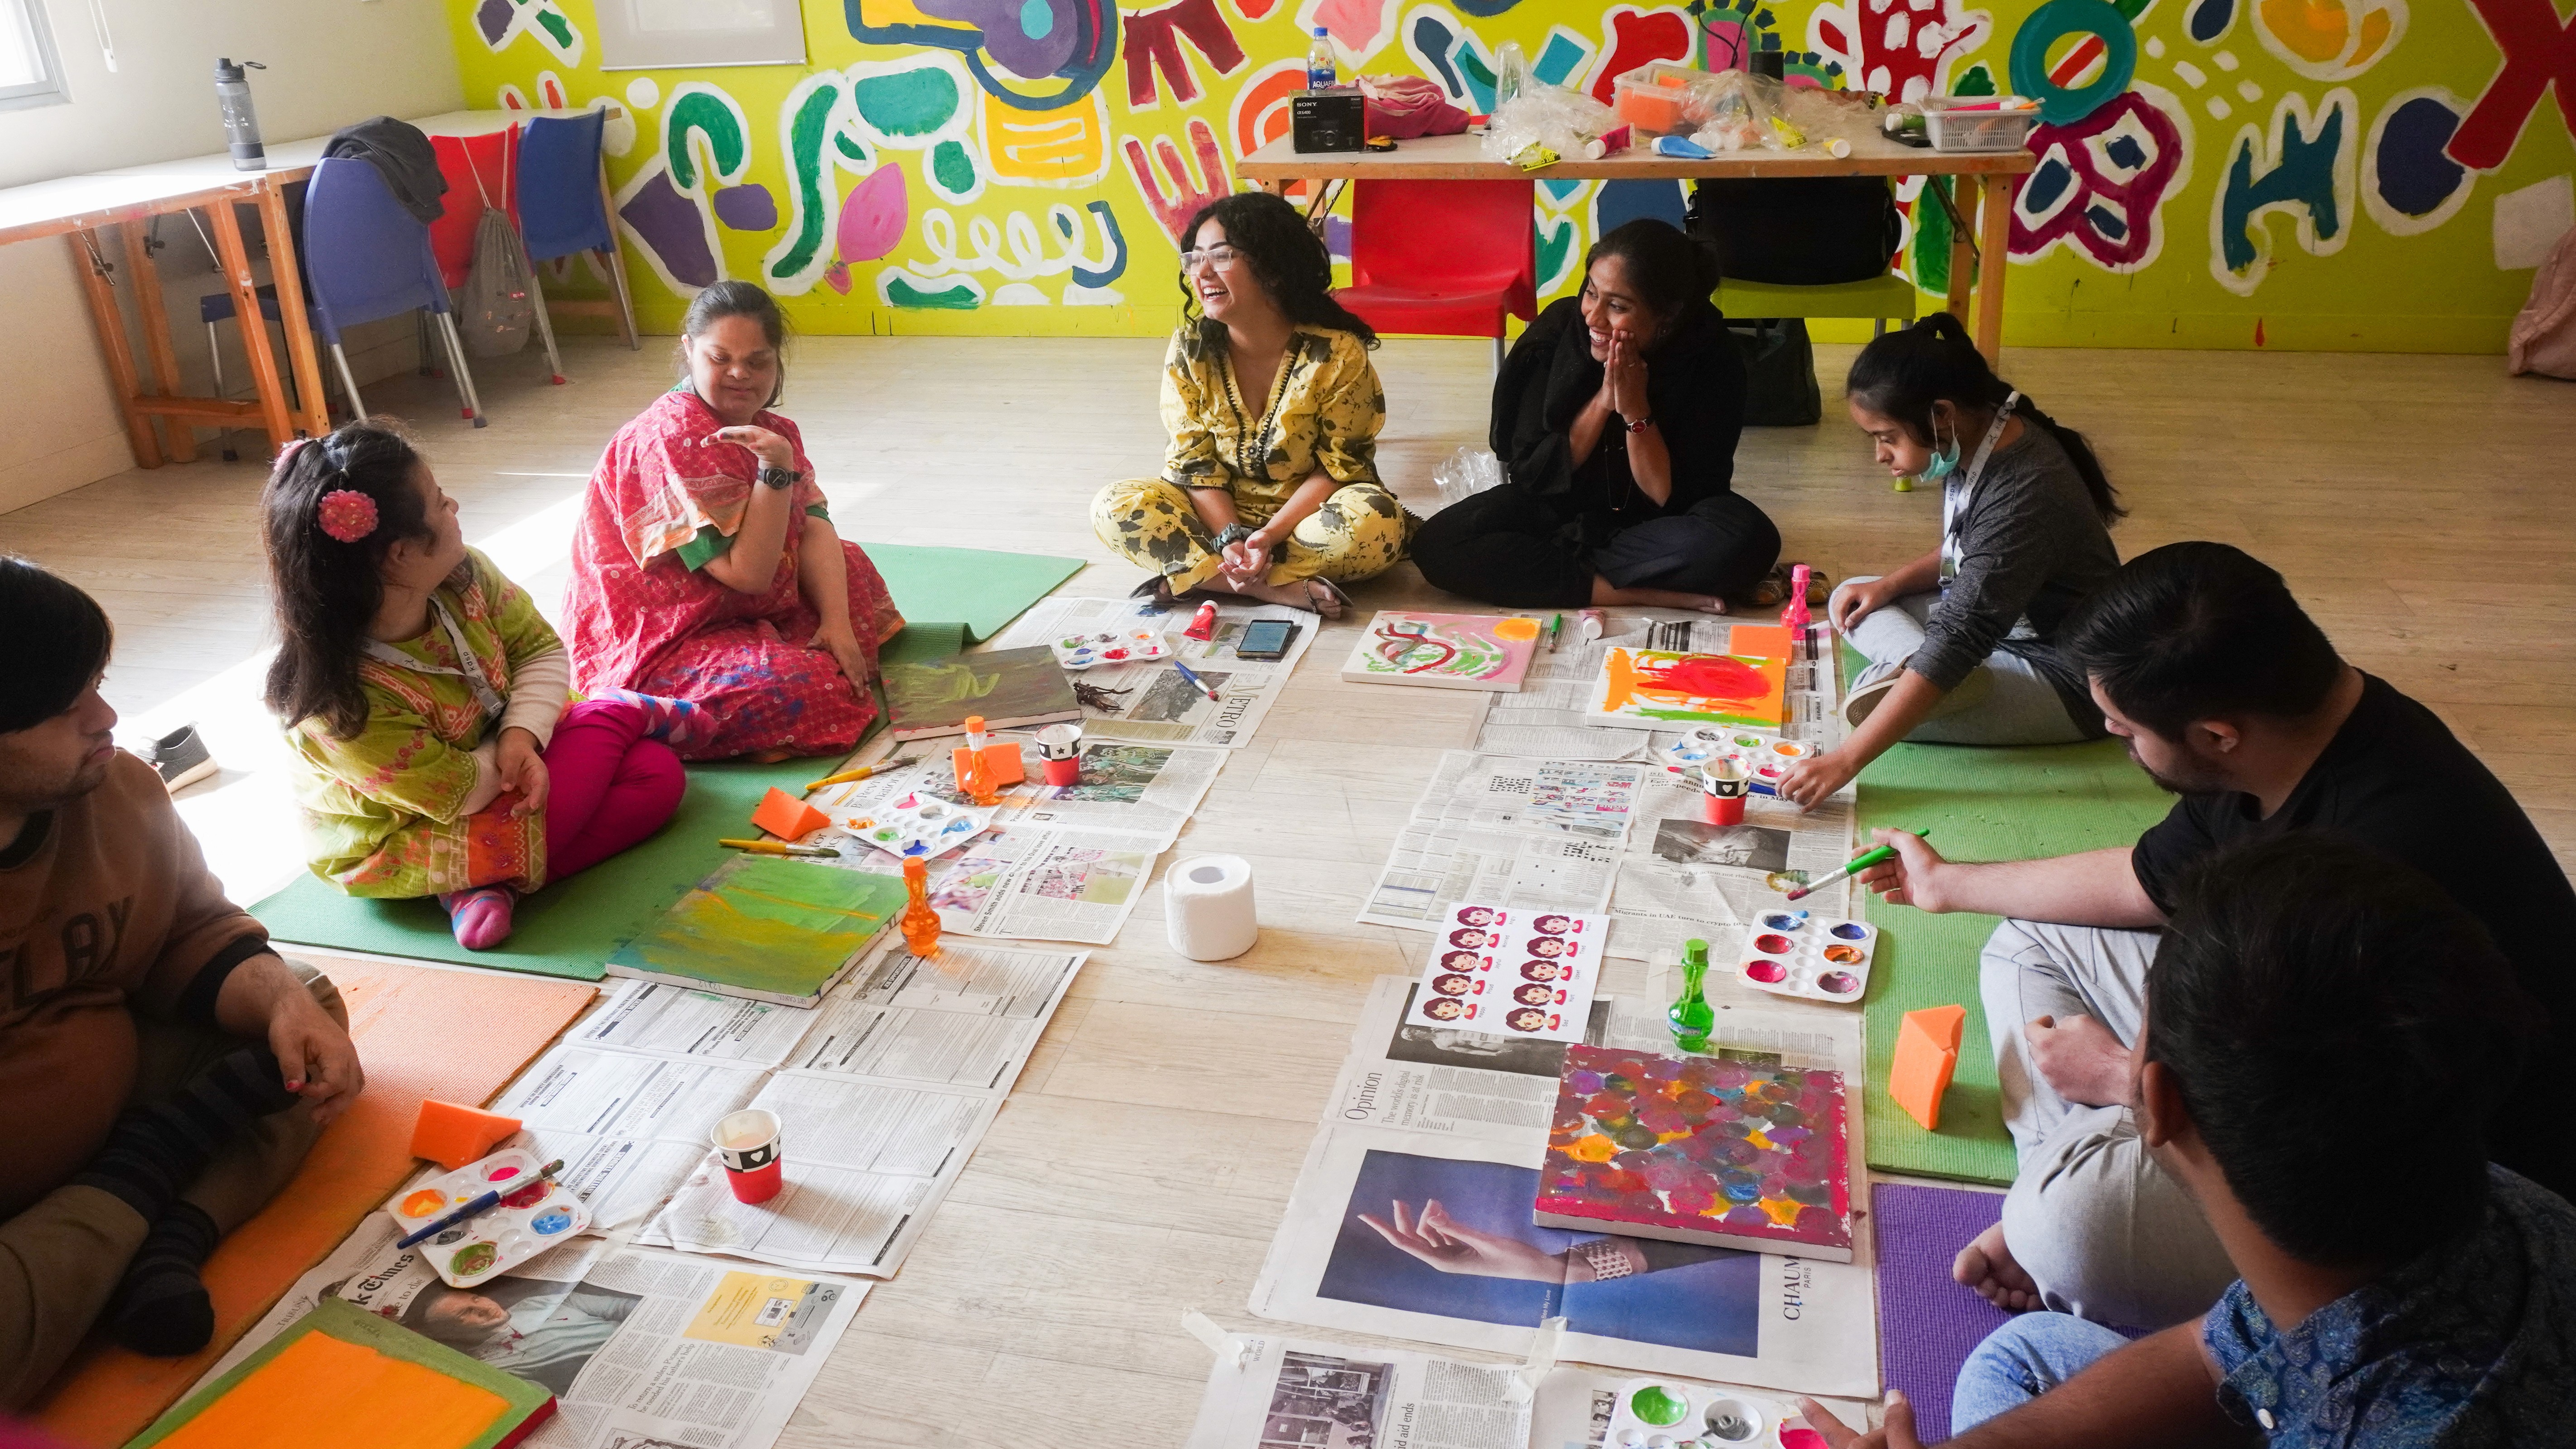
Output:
[1659, 727, 1817, 794]
[1739, 912, 1878, 1004]
[1051, 626, 1171, 672]
[841, 791, 994, 860]
[380, 1148, 590, 1287]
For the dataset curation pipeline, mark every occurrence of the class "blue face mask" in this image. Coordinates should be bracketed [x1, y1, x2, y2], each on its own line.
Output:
[1913, 422, 1961, 485]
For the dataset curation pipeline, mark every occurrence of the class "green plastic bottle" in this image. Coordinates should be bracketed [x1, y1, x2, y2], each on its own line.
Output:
[1668, 937, 1714, 1051]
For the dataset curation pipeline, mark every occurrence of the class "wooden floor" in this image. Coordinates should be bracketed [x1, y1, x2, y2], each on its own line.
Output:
[5, 336, 2572, 1444]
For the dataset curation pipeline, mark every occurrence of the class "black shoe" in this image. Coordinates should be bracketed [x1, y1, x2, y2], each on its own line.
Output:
[137, 724, 218, 792]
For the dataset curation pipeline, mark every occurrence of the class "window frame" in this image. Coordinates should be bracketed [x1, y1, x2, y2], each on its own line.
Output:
[0, 0, 72, 113]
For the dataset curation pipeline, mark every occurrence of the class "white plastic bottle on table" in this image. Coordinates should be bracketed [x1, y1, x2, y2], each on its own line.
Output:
[1306, 28, 1337, 89]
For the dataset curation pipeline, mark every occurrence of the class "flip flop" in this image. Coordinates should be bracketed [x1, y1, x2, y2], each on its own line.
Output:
[1302, 577, 1352, 619]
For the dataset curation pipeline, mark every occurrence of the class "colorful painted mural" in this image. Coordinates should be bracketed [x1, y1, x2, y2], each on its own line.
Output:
[447, 0, 2576, 350]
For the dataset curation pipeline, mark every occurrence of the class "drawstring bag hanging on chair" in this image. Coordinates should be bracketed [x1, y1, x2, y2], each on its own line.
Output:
[456, 144, 534, 360]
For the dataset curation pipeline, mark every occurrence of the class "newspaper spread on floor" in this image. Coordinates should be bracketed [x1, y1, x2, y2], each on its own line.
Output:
[200, 1228, 863, 1449]
[1250, 976, 1879, 1399]
[1181, 1330, 1872, 1449]
[815, 734, 1224, 854]
[987, 595, 1320, 748]
[493, 940, 1083, 1275]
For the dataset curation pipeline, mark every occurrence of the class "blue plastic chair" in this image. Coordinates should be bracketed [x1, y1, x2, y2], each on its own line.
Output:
[199, 283, 283, 405]
[517, 109, 640, 350]
[302, 155, 486, 427]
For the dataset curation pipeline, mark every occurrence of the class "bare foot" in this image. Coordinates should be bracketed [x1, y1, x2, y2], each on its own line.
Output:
[1953, 1221, 2044, 1313]
[1219, 574, 1347, 619]
[1589, 578, 1729, 614]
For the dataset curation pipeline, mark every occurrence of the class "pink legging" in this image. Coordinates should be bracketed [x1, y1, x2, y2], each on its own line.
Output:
[542, 699, 685, 883]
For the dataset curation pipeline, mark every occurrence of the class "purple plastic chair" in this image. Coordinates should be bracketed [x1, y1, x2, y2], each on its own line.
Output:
[518, 109, 640, 350]
[302, 155, 485, 427]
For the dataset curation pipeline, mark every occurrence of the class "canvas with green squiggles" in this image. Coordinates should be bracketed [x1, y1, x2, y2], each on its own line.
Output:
[452, 0, 2576, 350]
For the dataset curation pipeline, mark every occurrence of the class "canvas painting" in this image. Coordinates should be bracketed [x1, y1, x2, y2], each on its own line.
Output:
[1584, 648, 1788, 729]
[609, 856, 908, 1001]
[884, 645, 1081, 740]
[1341, 612, 1543, 693]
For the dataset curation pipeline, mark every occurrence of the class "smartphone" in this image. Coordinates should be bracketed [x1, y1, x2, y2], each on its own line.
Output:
[1235, 619, 1299, 661]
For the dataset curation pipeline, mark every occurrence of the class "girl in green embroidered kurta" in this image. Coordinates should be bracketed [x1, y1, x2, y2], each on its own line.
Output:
[263, 423, 693, 951]
[1092, 192, 1411, 619]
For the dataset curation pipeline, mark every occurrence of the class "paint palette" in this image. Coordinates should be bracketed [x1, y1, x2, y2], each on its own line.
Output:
[1603, 1377, 1826, 1449]
[838, 791, 994, 860]
[380, 1148, 590, 1288]
[1660, 728, 1816, 792]
[1738, 913, 1878, 1004]
[1051, 627, 1171, 672]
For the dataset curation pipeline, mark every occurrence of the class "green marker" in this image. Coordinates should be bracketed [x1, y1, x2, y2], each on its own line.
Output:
[1546, 612, 1564, 652]
[1786, 830, 1930, 902]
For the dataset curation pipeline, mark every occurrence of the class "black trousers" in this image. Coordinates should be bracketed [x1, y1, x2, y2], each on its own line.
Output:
[1411, 486, 1782, 609]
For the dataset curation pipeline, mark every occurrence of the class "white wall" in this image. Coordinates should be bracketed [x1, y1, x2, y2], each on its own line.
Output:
[0, 0, 465, 513]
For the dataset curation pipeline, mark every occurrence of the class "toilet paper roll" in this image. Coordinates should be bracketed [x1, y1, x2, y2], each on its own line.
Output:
[1164, 854, 1259, 962]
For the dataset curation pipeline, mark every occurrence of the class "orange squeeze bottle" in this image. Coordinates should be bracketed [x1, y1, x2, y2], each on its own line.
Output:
[901, 856, 941, 955]
[958, 715, 999, 806]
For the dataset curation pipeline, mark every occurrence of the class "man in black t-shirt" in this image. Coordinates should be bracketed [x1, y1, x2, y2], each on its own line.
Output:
[1854, 542, 2575, 1330]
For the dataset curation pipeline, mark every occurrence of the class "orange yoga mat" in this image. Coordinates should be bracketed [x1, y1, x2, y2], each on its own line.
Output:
[30, 955, 594, 1447]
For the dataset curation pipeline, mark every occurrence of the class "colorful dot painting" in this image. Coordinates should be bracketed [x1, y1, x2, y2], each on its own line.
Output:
[1536, 1044, 1851, 1256]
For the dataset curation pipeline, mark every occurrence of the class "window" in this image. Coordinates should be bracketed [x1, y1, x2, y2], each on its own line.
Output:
[0, 0, 69, 112]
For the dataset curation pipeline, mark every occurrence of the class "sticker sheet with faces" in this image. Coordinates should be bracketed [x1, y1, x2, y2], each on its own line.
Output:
[1401, 901, 1606, 1042]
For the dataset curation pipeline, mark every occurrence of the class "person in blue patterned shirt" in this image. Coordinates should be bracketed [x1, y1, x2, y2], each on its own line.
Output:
[1797, 833, 2575, 1448]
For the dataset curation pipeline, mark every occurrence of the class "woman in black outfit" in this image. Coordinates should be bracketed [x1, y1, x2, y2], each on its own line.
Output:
[1411, 219, 1779, 612]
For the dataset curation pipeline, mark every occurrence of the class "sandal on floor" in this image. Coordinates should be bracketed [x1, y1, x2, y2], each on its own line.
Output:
[1129, 576, 1180, 612]
[1301, 577, 1352, 619]
[1743, 563, 1830, 611]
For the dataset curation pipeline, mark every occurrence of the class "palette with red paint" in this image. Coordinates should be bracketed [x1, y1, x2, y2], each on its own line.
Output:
[379, 1147, 591, 1288]
[1604, 1376, 1831, 1448]
[1052, 627, 1171, 672]
[1737, 913, 1877, 1005]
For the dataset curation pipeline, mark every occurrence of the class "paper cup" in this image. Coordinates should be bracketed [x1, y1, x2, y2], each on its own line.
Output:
[712, 1108, 783, 1204]
[1701, 759, 1748, 826]
[1037, 723, 1083, 787]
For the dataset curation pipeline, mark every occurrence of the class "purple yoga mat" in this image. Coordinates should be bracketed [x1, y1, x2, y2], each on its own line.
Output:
[1872, 1182, 2012, 1442]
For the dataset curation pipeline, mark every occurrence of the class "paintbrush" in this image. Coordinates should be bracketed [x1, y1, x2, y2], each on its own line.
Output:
[398, 1159, 566, 1249]
[1169, 657, 1223, 703]
[806, 754, 920, 792]
[1786, 830, 1930, 902]
[720, 838, 840, 858]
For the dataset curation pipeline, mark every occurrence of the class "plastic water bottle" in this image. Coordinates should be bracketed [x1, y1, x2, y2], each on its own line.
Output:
[1306, 28, 1337, 90]
[1493, 41, 1526, 109]
[213, 58, 268, 171]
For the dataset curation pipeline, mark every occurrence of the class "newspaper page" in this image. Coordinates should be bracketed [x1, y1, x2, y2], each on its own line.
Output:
[569, 980, 821, 1068]
[200, 1224, 865, 1449]
[815, 734, 1223, 853]
[988, 595, 1319, 748]
[1182, 1331, 1528, 1449]
[491, 1048, 773, 1229]
[1412, 753, 1645, 844]
[1253, 979, 1878, 1399]
[1356, 753, 1647, 929]
[819, 820, 1160, 945]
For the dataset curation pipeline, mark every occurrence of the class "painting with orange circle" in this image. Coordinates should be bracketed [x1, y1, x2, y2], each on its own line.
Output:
[1341, 611, 1544, 691]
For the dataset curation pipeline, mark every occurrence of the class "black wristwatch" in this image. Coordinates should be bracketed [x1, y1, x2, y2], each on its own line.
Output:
[1212, 523, 1256, 548]
[758, 464, 795, 491]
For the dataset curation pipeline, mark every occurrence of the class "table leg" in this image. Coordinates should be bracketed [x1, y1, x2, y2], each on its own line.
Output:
[206, 198, 295, 452]
[65, 230, 163, 470]
[1973, 175, 2013, 365]
[1942, 178, 1974, 324]
[595, 163, 641, 350]
[118, 221, 197, 464]
[256, 183, 331, 440]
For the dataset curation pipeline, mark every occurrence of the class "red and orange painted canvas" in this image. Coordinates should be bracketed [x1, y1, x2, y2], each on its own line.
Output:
[1584, 647, 1789, 729]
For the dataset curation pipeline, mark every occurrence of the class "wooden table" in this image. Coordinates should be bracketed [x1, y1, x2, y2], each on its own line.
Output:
[1238, 130, 2035, 363]
[0, 110, 618, 469]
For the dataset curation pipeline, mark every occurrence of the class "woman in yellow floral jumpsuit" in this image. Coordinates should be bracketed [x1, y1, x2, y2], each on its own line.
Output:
[1093, 192, 1411, 619]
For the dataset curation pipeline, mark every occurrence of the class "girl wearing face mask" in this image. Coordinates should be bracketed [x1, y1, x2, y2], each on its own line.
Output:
[1774, 313, 2124, 810]
[262, 422, 689, 949]
[563, 281, 907, 762]
[1411, 218, 1781, 613]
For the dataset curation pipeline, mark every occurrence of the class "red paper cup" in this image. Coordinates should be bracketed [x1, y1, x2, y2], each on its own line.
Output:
[713, 1108, 783, 1205]
[1042, 756, 1080, 787]
[1701, 759, 1748, 827]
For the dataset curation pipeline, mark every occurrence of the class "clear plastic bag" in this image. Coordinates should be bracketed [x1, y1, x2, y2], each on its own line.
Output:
[1481, 84, 1619, 164]
[1433, 446, 1507, 509]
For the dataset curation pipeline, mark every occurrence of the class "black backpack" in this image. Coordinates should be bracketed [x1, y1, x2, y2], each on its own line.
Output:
[1685, 176, 1902, 285]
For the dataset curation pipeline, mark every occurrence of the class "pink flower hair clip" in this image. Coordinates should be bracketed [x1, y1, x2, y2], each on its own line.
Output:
[317, 489, 380, 543]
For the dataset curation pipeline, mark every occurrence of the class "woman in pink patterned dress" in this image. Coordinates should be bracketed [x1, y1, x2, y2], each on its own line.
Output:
[565, 282, 906, 761]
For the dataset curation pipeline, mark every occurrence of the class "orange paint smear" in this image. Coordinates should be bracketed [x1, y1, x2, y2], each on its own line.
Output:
[156, 1332, 507, 1449]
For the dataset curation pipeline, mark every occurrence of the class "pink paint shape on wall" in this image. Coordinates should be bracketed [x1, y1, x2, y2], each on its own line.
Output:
[839, 164, 909, 263]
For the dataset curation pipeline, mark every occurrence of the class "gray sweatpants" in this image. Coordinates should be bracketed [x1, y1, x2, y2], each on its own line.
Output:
[1981, 920, 2238, 1329]
[1837, 580, 2091, 747]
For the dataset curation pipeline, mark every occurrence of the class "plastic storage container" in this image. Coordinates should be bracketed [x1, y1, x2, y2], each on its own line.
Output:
[1610, 62, 1710, 136]
[1919, 96, 2041, 153]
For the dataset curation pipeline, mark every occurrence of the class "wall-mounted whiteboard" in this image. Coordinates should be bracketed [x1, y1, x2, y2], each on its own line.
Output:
[597, 0, 807, 70]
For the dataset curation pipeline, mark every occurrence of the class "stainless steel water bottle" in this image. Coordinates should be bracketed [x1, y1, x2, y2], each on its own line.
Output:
[214, 58, 267, 171]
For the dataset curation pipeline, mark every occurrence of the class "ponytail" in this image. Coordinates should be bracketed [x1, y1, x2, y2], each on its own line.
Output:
[1847, 313, 2124, 523]
[260, 419, 435, 738]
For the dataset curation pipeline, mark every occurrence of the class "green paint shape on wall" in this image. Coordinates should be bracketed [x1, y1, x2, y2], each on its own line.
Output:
[774, 83, 844, 281]
[1913, 177, 1955, 296]
[608, 856, 908, 999]
[834, 132, 868, 161]
[853, 68, 961, 139]
[931, 139, 976, 195]
[1954, 61, 1997, 96]
[886, 275, 982, 308]
[536, 9, 574, 47]
[668, 92, 748, 192]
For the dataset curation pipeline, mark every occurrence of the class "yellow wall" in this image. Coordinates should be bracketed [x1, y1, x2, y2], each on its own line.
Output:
[449, 0, 2576, 350]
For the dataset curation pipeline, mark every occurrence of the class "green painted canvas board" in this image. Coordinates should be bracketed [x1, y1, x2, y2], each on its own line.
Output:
[884, 644, 1081, 739]
[607, 855, 910, 1002]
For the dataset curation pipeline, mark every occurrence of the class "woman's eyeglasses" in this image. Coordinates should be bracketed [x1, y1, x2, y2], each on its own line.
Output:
[1179, 244, 1243, 269]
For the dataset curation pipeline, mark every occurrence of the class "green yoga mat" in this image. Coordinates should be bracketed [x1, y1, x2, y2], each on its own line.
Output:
[1855, 737, 2173, 1184]
[865, 542, 1085, 642]
[249, 610, 1000, 979]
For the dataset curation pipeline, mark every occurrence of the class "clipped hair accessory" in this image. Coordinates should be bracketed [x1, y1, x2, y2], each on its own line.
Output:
[317, 489, 380, 543]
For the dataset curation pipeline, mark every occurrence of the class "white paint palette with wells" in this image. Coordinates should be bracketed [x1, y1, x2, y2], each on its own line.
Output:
[1660, 728, 1818, 793]
[1603, 1375, 1822, 1448]
[1051, 626, 1170, 671]
[840, 791, 994, 860]
[1737, 911, 1877, 1005]
[382, 1148, 590, 1288]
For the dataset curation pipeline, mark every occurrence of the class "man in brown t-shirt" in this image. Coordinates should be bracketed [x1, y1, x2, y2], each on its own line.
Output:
[0, 557, 363, 1406]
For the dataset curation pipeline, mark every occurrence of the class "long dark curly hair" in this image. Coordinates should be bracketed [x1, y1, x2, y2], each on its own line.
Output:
[260, 420, 436, 739]
[1175, 192, 1377, 348]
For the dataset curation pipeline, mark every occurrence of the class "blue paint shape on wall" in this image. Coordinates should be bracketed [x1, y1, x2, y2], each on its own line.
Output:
[1595, 178, 1689, 234]
[2374, 96, 2466, 217]
[2219, 101, 2346, 273]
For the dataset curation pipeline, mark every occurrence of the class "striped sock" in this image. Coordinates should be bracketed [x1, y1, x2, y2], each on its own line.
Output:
[595, 690, 709, 748]
[108, 1201, 221, 1357]
[72, 1048, 301, 1221]
[438, 885, 516, 950]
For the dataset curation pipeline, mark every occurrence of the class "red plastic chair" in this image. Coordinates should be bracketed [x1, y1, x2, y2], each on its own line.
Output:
[1334, 179, 1538, 370]
[429, 129, 519, 292]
